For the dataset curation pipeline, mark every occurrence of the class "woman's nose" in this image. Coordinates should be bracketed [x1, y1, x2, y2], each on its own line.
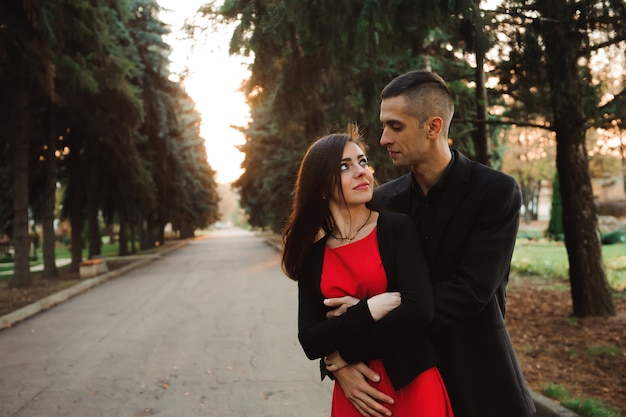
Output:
[354, 165, 367, 176]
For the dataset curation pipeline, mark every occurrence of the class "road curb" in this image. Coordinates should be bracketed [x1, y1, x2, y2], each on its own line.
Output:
[532, 391, 583, 417]
[0, 241, 189, 331]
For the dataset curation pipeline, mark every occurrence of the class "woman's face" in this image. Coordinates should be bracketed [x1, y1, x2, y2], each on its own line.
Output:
[331, 141, 374, 207]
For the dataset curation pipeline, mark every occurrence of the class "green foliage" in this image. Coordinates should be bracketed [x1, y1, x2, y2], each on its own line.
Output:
[546, 173, 564, 241]
[215, 0, 484, 232]
[0, 0, 221, 270]
[601, 227, 626, 245]
[585, 345, 620, 357]
[568, 345, 620, 359]
[542, 383, 571, 400]
[543, 383, 620, 417]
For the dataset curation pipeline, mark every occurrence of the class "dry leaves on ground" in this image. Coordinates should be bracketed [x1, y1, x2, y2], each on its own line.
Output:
[507, 274, 626, 415]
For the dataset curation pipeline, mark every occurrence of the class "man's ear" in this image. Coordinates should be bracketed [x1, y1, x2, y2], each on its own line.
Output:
[427, 117, 443, 137]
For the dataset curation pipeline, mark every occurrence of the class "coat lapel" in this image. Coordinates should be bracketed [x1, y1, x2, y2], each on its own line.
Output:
[426, 149, 472, 256]
[370, 173, 413, 213]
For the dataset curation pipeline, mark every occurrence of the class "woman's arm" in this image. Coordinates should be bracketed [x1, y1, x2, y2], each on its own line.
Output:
[297, 242, 378, 360]
[335, 213, 434, 363]
[298, 214, 433, 363]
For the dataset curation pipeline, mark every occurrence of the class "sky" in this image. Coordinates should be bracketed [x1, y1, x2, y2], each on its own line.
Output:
[158, 0, 250, 184]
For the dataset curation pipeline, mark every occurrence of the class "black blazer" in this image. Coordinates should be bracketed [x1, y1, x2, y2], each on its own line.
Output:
[370, 149, 536, 417]
[297, 211, 438, 390]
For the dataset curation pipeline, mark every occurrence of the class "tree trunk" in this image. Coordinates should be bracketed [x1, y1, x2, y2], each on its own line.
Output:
[87, 160, 102, 258]
[42, 104, 58, 278]
[179, 221, 194, 239]
[540, 0, 614, 317]
[9, 85, 32, 288]
[118, 211, 129, 256]
[156, 221, 165, 247]
[130, 225, 137, 254]
[139, 218, 149, 250]
[473, 50, 489, 166]
[67, 134, 84, 271]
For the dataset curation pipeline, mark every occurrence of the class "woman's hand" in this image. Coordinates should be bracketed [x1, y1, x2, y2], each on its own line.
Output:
[367, 292, 401, 321]
[324, 296, 360, 318]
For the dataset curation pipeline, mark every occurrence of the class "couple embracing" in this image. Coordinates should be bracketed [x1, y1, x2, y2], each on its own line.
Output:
[282, 70, 536, 417]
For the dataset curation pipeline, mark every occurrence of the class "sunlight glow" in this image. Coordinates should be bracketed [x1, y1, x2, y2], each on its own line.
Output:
[160, 0, 250, 184]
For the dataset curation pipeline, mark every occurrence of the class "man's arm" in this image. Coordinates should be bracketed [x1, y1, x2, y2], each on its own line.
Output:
[431, 174, 522, 328]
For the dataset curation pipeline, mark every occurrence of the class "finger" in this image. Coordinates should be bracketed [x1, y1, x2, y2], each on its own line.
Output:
[355, 364, 381, 383]
[352, 365, 394, 406]
[353, 395, 391, 417]
[351, 400, 373, 417]
[323, 297, 343, 307]
[366, 387, 394, 406]
[326, 309, 342, 319]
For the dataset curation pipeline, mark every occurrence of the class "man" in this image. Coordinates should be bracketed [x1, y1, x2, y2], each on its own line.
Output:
[324, 70, 536, 417]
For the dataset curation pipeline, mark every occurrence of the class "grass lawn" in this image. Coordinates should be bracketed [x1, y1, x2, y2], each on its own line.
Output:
[512, 239, 626, 291]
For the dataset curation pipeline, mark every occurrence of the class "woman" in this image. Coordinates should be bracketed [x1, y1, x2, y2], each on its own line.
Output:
[281, 127, 453, 416]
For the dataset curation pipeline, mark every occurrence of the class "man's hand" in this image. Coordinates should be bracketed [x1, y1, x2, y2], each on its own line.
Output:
[334, 363, 394, 417]
[323, 351, 348, 372]
[324, 296, 359, 318]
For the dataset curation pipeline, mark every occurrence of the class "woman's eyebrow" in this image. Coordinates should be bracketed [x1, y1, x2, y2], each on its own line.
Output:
[341, 154, 365, 162]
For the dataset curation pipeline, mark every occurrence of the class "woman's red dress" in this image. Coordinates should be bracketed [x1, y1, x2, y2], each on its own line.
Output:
[321, 227, 453, 417]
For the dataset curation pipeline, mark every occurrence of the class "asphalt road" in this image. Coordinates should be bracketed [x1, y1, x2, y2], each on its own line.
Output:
[0, 228, 332, 417]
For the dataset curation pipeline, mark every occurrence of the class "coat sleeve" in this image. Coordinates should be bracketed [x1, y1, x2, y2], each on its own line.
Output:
[431, 173, 522, 329]
[297, 242, 376, 360]
[336, 213, 434, 363]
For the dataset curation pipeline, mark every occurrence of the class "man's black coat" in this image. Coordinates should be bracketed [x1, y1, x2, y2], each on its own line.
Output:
[370, 148, 536, 417]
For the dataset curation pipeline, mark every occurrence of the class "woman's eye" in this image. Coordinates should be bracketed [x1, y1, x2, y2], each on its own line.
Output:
[360, 159, 369, 167]
[340, 163, 349, 171]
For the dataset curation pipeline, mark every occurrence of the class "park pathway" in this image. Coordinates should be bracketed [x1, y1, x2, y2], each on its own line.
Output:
[0, 228, 331, 417]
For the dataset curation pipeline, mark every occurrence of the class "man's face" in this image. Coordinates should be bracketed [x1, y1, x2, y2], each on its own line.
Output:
[379, 95, 427, 167]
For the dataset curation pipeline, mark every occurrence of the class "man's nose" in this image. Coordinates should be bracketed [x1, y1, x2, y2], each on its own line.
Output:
[380, 128, 392, 146]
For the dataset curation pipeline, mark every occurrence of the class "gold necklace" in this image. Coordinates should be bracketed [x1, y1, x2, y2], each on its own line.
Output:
[331, 210, 372, 243]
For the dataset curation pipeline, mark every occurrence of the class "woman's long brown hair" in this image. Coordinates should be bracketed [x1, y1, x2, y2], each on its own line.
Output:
[281, 126, 364, 280]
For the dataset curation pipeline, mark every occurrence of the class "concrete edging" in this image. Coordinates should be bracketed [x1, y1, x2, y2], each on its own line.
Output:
[0, 241, 189, 331]
[532, 390, 583, 417]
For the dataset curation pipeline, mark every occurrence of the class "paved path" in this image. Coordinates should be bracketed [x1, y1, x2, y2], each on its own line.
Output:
[0, 228, 331, 417]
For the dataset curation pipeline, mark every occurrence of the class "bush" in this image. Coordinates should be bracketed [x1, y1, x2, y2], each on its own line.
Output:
[601, 228, 626, 245]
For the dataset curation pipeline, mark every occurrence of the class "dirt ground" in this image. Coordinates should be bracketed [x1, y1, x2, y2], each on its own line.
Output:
[507, 273, 626, 414]
[1, 263, 625, 414]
